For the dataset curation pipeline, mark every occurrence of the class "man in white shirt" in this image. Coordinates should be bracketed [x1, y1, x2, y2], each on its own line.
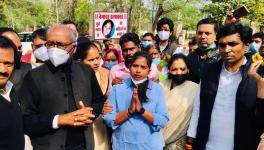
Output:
[187, 23, 264, 150]
[0, 36, 24, 150]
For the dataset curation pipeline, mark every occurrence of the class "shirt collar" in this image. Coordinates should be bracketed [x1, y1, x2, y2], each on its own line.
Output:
[0, 81, 13, 95]
[222, 56, 247, 74]
[46, 59, 73, 73]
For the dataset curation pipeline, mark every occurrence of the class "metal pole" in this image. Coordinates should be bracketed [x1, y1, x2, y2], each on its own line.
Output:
[56, 0, 59, 24]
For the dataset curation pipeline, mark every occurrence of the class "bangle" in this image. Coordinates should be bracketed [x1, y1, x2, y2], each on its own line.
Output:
[138, 107, 145, 115]
[127, 109, 133, 116]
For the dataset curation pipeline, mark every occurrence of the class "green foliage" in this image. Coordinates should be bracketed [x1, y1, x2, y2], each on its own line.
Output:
[0, 0, 49, 32]
[165, 0, 203, 30]
[201, 2, 229, 24]
[202, 0, 264, 27]
[75, 0, 94, 34]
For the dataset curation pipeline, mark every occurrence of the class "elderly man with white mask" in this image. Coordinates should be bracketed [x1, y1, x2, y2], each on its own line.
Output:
[20, 25, 104, 150]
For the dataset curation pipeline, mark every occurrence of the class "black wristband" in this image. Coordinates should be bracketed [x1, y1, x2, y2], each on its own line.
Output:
[128, 108, 133, 116]
[138, 107, 145, 115]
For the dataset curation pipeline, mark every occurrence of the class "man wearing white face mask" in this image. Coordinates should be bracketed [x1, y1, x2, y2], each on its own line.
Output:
[31, 28, 48, 69]
[19, 25, 104, 150]
[156, 17, 177, 60]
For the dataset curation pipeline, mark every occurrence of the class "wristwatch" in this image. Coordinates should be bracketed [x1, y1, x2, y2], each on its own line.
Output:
[138, 107, 145, 115]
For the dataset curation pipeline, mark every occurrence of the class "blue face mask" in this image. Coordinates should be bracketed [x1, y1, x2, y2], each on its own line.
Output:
[105, 61, 118, 70]
[249, 42, 261, 54]
[152, 58, 161, 65]
[141, 41, 152, 49]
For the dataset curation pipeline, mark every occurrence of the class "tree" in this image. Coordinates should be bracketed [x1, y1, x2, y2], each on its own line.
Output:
[202, 0, 264, 28]
[75, 0, 94, 34]
[0, 0, 49, 31]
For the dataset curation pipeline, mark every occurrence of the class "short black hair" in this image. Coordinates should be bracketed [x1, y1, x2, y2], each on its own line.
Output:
[217, 23, 253, 44]
[0, 36, 17, 66]
[0, 36, 17, 52]
[105, 49, 120, 60]
[145, 44, 161, 53]
[0, 27, 18, 36]
[62, 19, 78, 31]
[119, 33, 140, 48]
[197, 18, 219, 33]
[167, 53, 190, 70]
[91, 40, 102, 51]
[32, 28, 47, 41]
[157, 17, 174, 32]
[75, 38, 98, 61]
[130, 51, 152, 69]
[142, 32, 155, 40]
[252, 32, 264, 41]
[189, 38, 197, 46]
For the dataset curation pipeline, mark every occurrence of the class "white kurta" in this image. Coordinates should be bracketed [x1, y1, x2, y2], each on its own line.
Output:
[187, 63, 243, 150]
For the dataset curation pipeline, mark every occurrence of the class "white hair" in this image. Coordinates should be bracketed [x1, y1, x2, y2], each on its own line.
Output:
[47, 25, 78, 44]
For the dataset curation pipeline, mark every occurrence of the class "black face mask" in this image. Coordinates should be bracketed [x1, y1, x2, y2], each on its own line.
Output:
[168, 73, 188, 85]
[125, 57, 132, 67]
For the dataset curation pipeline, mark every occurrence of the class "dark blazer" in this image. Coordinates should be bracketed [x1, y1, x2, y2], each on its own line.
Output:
[187, 47, 220, 84]
[19, 60, 104, 150]
[0, 89, 24, 150]
[194, 59, 264, 150]
[10, 62, 32, 92]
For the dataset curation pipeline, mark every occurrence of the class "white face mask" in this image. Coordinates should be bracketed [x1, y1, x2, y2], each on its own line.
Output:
[47, 48, 70, 67]
[158, 30, 171, 41]
[131, 78, 148, 86]
[33, 46, 49, 62]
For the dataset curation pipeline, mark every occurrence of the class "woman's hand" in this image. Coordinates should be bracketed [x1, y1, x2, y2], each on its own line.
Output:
[134, 88, 142, 113]
[102, 101, 113, 115]
[128, 88, 137, 114]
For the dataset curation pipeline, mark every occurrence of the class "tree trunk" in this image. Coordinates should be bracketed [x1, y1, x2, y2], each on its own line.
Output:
[67, 0, 77, 21]
[152, 4, 163, 33]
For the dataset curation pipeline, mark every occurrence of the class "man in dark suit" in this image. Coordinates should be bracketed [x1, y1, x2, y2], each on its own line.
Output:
[187, 23, 264, 150]
[0, 28, 32, 92]
[0, 36, 24, 150]
[20, 25, 104, 150]
[187, 18, 221, 84]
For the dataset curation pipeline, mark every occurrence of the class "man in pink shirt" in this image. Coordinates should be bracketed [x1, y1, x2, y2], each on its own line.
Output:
[108, 33, 158, 91]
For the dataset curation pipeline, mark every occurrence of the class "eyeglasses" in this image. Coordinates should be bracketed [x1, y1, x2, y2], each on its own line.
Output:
[45, 41, 74, 49]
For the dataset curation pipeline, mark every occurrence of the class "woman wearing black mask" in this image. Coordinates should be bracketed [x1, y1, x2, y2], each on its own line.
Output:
[160, 54, 199, 150]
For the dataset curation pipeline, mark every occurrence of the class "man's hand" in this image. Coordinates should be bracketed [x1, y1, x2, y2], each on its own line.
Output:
[248, 60, 263, 81]
[112, 77, 123, 85]
[102, 101, 113, 115]
[58, 101, 95, 127]
[248, 60, 264, 98]
[225, 11, 240, 24]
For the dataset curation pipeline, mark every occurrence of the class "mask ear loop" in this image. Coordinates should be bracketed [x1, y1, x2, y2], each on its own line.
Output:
[67, 42, 78, 55]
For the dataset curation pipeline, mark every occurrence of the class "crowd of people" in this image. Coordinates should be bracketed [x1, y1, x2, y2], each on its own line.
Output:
[0, 15, 264, 150]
